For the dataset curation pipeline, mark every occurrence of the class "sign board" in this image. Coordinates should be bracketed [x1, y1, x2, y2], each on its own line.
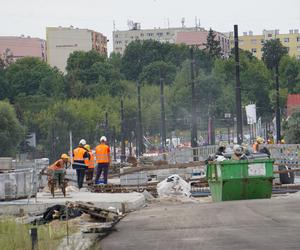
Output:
[248, 163, 266, 176]
[245, 104, 257, 125]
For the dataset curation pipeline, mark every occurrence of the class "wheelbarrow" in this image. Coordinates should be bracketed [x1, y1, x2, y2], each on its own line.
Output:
[48, 169, 68, 197]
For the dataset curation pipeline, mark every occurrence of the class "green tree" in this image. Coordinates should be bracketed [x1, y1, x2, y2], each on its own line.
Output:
[66, 51, 123, 97]
[204, 28, 222, 59]
[139, 61, 176, 85]
[262, 39, 288, 70]
[5, 57, 64, 100]
[284, 109, 300, 143]
[0, 101, 24, 156]
[279, 55, 300, 92]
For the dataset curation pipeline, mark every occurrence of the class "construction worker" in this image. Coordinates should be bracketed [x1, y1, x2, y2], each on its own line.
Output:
[46, 154, 70, 197]
[84, 144, 95, 185]
[95, 136, 110, 184]
[48, 153, 70, 171]
[253, 136, 264, 153]
[73, 139, 90, 189]
[231, 145, 247, 160]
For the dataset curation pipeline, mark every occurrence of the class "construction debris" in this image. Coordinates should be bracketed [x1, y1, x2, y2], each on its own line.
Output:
[68, 201, 120, 222]
[157, 174, 191, 198]
[32, 204, 82, 225]
[91, 183, 158, 197]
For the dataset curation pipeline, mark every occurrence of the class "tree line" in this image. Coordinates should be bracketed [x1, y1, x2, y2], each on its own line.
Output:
[1, 30, 300, 158]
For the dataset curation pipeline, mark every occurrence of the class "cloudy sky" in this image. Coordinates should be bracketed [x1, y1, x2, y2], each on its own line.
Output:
[1, 0, 300, 52]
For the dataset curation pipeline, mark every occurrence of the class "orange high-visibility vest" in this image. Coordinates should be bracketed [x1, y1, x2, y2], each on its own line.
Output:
[84, 151, 95, 169]
[252, 142, 259, 153]
[95, 144, 110, 163]
[73, 147, 87, 161]
[49, 159, 65, 171]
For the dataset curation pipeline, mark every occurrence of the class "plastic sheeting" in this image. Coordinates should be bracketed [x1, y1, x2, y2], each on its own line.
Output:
[157, 174, 191, 197]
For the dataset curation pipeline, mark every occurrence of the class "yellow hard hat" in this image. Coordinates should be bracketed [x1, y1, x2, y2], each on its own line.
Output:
[84, 144, 91, 151]
[256, 136, 264, 144]
[61, 153, 69, 160]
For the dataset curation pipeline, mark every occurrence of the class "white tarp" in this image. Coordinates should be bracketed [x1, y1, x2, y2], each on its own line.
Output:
[157, 174, 191, 197]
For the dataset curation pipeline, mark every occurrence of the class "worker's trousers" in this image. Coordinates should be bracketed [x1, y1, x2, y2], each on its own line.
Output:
[95, 163, 109, 184]
[76, 169, 86, 189]
[85, 168, 94, 185]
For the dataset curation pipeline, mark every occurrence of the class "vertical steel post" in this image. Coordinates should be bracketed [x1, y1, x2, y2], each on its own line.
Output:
[159, 76, 167, 153]
[120, 99, 126, 162]
[234, 25, 243, 144]
[275, 64, 281, 143]
[190, 47, 198, 161]
[137, 81, 144, 156]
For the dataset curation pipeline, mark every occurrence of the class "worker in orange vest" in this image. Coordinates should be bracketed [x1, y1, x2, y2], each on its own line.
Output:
[252, 136, 264, 153]
[72, 139, 90, 189]
[48, 153, 70, 171]
[95, 136, 110, 184]
[84, 144, 95, 185]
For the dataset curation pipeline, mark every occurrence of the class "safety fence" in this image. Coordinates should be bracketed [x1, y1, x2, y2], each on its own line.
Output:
[164, 144, 300, 167]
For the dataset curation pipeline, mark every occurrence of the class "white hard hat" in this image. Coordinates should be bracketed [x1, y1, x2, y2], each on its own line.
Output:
[100, 136, 107, 142]
[233, 144, 243, 155]
[79, 139, 86, 145]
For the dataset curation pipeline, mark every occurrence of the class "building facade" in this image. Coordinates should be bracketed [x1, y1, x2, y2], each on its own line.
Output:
[113, 24, 230, 57]
[46, 26, 107, 72]
[176, 30, 230, 57]
[0, 36, 46, 62]
[229, 29, 300, 59]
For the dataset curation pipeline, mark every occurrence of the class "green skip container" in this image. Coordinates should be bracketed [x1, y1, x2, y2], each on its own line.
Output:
[206, 159, 274, 202]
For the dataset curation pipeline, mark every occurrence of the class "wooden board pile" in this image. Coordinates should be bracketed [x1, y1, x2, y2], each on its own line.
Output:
[67, 201, 120, 223]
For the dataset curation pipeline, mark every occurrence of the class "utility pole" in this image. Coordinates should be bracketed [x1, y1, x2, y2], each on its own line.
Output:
[190, 47, 198, 161]
[120, 99, 126, 162]
[105, 111, 109, 142]
[137, 81, 144, 156]
[159, 74, 167, 153]
[112, 126, 117, 161]
[275, 64, 281, 143]
[234, 24, 243, 144]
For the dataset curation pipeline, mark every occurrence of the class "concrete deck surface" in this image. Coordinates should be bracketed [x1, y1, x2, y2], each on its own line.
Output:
[102, 193, 300, 250]
[0, 191, 145, 215]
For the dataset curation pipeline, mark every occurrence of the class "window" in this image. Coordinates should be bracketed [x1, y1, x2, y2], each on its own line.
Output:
[140, 33, 144, 37]
[166, 32, 170, 35]
[157, 32, 163, 36]
[268, 34, 272, 38]
[147, 33, 154, 37]
[251, 48, 257, 54]
[261, 39, 264, 44]
[239, 39, 244, 45]
[284, 37, 289, 43]
[251, 39, 257, 44]
[297, 46, 300, 51]
[297, 37, 300, 42]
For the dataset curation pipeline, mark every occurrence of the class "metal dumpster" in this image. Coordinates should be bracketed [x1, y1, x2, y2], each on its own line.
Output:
[206, 159, 274, 202]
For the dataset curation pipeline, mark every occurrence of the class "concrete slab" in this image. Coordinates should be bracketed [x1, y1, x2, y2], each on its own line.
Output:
[101, 193, 300, 250]
[0, 191, 145, 215]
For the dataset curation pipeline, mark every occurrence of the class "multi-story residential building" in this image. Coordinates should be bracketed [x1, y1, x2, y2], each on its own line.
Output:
[0, 36, 46, 62]
[176, 30, 230, 57]
[113, 23, 230, 57]
[46, 26, 107, 72]
[229, 29, 300, 60]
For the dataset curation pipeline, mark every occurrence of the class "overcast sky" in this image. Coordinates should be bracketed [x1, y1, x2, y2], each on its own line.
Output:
[1, 0, 300, 52]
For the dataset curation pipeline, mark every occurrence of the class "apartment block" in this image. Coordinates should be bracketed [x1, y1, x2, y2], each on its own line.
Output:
[0, 36, 46, 62]
[113, 23, 230, 57]
[229, 29, 300, 59]
[46, 26, 107, 72]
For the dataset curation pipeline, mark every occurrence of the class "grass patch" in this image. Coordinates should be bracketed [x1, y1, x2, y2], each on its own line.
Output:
[0, 217, 77, 250]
